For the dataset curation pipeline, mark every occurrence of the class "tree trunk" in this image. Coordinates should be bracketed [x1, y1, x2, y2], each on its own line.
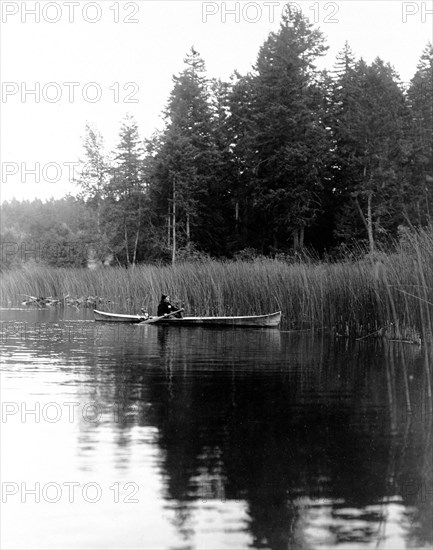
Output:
[361, 162, 375, 254]
[354, 194, 375, 253]
[366, 191, 375, 254]
[96, 178, 103, 237]
[299, 226, 305, 249]
[96, 198, 101, 236]
[167, 206, 171, 249]
[132, 229, 139, 266]
[186, 212, 191, 250]
[124, 220, 130, 267]
[293, 230, 299, 250]
[132, 203, 141, 267]
[172, 177, 176, 265]
[354, 196, 368, 232]
[273, 229, 278, 250]
[425, 182, 431, 225]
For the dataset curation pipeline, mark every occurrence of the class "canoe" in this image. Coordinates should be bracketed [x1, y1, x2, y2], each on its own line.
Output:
[93, 309, 281, 328]
[94, 310, 147, 323]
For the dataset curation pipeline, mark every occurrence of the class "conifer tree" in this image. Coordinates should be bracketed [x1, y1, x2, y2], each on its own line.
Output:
[107, 114, 146, 266]
[226, 71, 259, 250]
[331, 56, 410, 251]
[230, 5, 330, 252]
[405, 43, 433, 225]
[148, 48, 221, 261]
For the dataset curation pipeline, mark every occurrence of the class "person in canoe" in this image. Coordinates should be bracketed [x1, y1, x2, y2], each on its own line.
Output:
[157, 294, 183, 318]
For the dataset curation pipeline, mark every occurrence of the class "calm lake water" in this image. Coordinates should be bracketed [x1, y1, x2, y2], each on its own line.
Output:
[1, 308, 432, 549]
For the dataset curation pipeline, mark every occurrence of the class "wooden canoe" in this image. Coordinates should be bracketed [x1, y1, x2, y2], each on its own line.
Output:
[94, 310, 146, 323]
[93, 309, 281, 328]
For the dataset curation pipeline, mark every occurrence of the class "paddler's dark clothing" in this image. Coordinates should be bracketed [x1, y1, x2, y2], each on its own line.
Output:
[157, 300, 182, 318]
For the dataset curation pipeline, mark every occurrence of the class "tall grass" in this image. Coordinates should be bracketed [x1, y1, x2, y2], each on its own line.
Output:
[1, 227, 433, 338]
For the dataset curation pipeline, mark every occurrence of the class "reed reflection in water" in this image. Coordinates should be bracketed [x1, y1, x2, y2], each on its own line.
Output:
[1, 309, 432, 549]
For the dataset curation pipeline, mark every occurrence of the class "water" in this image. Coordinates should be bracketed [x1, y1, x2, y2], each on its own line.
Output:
[1, 308, 432, 549]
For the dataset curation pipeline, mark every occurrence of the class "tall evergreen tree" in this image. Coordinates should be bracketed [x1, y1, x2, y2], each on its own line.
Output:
[230, 5, 330, 252]
[106, 114, 146, 266]
[331, 56, 410, 251]
[148, 48, 222, 261]
[405, 43, 433, 225]
[329, 43, 367, 246]
[206, 77, 239, 254]
[227, 71, 259, 250]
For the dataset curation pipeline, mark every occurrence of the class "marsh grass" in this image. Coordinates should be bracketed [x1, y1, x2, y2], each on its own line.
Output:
[1, 227, 433, 339]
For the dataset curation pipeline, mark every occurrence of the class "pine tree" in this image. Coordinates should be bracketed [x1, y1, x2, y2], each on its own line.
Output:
[331, 56, 410, 251]
[329, 43, 366, 245]
[107, 114, 146, 266]
[405, 43, 433, 225]
[148, 48, 221, 262]
[206, 77, 238, 255]
[229, 5, 330, 252]
[226, 71, 260, 250]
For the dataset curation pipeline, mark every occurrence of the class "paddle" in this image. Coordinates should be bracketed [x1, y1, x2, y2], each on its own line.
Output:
[138, 308, 184, 325]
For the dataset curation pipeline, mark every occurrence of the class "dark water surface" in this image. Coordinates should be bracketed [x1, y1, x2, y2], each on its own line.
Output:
[1, 308, 432, 549]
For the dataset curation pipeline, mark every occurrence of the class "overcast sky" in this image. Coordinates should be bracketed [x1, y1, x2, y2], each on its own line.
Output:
[1, 0, 432, 201]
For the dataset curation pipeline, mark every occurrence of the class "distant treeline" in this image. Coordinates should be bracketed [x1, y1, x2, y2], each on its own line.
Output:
[1, 5, 432, 268]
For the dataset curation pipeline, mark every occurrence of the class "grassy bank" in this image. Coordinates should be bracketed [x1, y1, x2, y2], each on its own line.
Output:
[1, 228, 433, 340]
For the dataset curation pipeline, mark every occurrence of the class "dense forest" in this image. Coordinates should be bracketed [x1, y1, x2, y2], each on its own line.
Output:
[1, 6, 432, 269]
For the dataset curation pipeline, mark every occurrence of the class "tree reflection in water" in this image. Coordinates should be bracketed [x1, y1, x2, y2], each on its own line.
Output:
[89, 326, 432, 549]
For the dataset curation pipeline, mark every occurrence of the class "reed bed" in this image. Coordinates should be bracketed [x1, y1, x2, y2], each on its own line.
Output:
[1, 227, 433, 339]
